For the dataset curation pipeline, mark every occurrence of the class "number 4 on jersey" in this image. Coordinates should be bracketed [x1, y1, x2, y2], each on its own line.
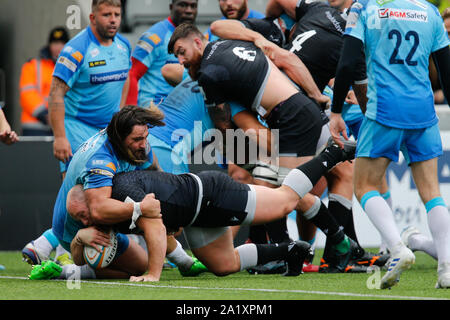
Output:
[290, 30, 317, 53]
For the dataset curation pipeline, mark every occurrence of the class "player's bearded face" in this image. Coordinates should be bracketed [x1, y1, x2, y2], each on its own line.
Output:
[124, 125, 150, 164]
[175, 38, 202, 79]
[220, 0, 247, 20]
[92, 4, 121, 40]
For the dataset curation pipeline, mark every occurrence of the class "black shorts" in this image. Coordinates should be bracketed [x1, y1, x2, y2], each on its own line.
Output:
[265, 92, 322, 157]
[190, 171, 256, 228]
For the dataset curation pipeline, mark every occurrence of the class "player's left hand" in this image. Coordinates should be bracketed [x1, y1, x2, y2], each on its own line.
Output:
[129, 275, 160, 282]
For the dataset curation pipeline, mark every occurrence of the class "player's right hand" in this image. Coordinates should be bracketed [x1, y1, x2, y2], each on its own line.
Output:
[53, 136, 73, 163]
[140, 193, 162, 219]
[76, 227, 111, 252]
[329, 112, 348, 149]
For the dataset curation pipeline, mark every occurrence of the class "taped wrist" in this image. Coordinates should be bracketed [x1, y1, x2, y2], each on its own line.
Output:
[129, 202, 142, 230]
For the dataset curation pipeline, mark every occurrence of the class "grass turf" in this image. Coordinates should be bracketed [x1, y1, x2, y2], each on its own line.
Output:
[1, 249, 450, 302]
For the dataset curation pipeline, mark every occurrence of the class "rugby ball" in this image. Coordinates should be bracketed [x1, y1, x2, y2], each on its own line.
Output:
[83, 230, 118, 269]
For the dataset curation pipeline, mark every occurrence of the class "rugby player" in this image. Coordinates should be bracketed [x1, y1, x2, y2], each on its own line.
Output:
[330, 0, 450, 289]
[168, 23, 364, 274]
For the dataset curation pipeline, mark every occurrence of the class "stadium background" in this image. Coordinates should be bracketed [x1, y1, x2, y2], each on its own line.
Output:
[0, 0, 449, 251]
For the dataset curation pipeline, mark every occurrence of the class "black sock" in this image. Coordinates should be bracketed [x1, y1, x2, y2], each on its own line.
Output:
[296, 145, 345, 187]
[328, 199, 359, 244]
[255, 242, 290, 265]
[308, 202, 343, 243]
[265, 217, 291, 243]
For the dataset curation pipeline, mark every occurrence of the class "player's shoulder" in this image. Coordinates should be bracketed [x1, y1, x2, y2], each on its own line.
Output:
[62, 27, 94, 57]
[248, 9, 265, 19]
[139, 19, 173, 46]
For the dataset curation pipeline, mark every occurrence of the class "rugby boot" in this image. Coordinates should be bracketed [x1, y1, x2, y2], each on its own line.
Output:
[22, 241, 49, 265]
[318, 136, 357, 163]
[320, 238, 368, 273]
[380, 244, 415, 289]
[436, 263, 450, 289]
[283, 240, 314, 276]
[350, 245, 390, 268]
[179, 257, 208, 277]
[319, 257, 369, 273]
[400, 226, 421, 251]
[247, 260, 287, 275]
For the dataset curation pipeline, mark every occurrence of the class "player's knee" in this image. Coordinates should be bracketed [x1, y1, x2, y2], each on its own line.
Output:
[208, 259, 240, 276]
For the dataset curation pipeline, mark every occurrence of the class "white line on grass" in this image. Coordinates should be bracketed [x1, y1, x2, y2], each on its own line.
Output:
[1, 276, 447, 300]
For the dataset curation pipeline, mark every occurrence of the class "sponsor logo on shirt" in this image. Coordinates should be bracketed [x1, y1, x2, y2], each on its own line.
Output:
[106, 162, 117, 172]
[57, 56, 77, 72]
[90, 69, 128, 84]
[71, 51, 84, 63]
[148, 33, 161, 45]
[90, 48, 100, 58]
[136, 40, 154, 53]
[89, 168, 114, 177]
[89, 60, 107, 68]
[325, 11, 345, 34]
[378, 8, 428, 22]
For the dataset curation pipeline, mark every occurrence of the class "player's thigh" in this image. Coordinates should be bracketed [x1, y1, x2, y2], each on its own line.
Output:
[252, 185, 299, 224]
[110, 234, 147, 275]
[189, 227, 240, 275]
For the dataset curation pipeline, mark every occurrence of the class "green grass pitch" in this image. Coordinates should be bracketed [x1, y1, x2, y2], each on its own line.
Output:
[1, 249, 450, 302]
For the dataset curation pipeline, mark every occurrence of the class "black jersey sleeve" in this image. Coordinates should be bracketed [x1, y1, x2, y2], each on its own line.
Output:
[331, 35, 365, 113]
[432, 46, 450, 105]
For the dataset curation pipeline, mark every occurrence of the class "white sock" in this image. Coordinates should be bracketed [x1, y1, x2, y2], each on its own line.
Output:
[166, 240, 194, 271]
[408, 233, 438, 260]
[236, 243, 258, 271]
[427, 204, 450, 264]
[60, 264, 96, 279]
[33, 235, 54, 258]
[361, 192, 402, 252]
[55, 245, 70, 259]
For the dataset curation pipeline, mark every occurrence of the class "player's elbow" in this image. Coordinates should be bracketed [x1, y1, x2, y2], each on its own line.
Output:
[209, 21, 223, 37]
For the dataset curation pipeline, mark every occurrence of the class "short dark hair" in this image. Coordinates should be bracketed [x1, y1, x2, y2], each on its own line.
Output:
[92, 0, 122, 12]
[107, 105, 165, 164]
[168, 22, 205, 54]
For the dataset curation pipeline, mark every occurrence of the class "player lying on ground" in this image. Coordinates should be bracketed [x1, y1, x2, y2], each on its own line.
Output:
[66, 137, 356, 282]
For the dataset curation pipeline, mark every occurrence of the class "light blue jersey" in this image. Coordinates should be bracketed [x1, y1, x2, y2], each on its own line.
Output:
[53, 26, 131, 129]
[132, 18, 187, 106]
[150, 78, 213, 149]
[52, 129, 153, 250]
[147, 78, 225, 174]
[205, 10, 265, 42]
[345, 0, 450, 129]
